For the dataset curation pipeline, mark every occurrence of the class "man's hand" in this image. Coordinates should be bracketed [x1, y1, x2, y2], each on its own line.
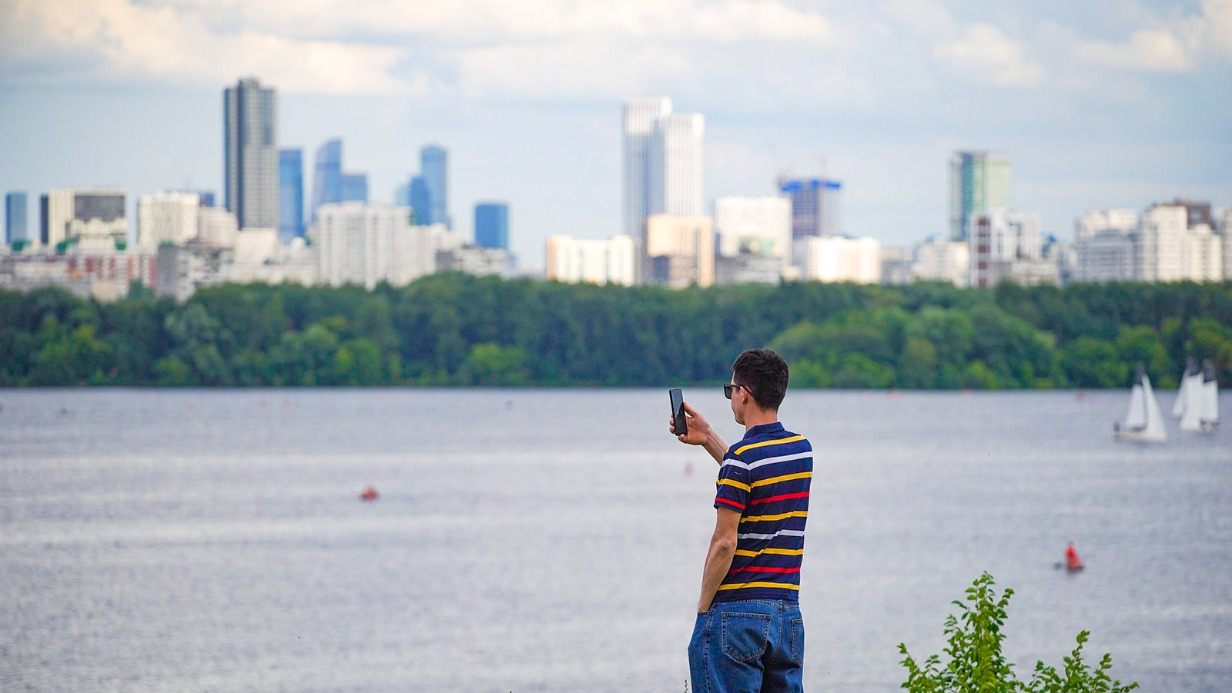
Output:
[670, 401, 727, 463]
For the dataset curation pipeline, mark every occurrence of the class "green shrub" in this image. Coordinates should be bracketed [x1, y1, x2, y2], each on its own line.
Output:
[899, 573, 1138, 692]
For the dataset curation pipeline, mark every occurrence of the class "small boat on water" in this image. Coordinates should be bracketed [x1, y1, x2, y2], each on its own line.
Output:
[360, 486, 379, 501]
[1114, 365, 1166, 443]
[1055, 542, 1084, 572]
[1175, 358, 1221, 433]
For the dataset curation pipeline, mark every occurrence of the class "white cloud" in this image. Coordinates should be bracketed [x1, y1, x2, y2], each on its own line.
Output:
[0, 0, 840, 98]
[0, 0, 405, 94]
[1070, 0, 1232, 73]
[1074, 29, 1193, 71]
[933, 24, 1044, 86]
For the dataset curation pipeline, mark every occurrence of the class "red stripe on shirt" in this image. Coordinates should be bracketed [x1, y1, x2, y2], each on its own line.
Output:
[751, 492, 810, 505]
[716, 497, 746, 511]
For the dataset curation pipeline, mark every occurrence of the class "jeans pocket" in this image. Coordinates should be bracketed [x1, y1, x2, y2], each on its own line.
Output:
[790, 618, 805, 666]
[721, 612, 772, 663]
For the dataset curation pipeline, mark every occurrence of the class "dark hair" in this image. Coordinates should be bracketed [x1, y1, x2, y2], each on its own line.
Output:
[732, 348, 789, 411]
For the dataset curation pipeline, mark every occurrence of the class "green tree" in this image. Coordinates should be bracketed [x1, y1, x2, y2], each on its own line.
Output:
[900, 573, 1138, 693]
[459, 343, 529, 386]
[1061, 337, 1128, 388]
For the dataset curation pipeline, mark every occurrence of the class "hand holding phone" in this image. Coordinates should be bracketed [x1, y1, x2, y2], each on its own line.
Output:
[669, 388, 687, 436]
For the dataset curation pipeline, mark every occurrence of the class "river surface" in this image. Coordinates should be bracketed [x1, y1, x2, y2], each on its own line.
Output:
[1, 388, 1230, 691]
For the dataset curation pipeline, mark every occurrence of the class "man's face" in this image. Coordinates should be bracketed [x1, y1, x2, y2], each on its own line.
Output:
[729, 377, 746, 426]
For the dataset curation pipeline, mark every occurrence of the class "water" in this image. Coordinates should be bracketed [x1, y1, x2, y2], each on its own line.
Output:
[1, 388, 1229, 692]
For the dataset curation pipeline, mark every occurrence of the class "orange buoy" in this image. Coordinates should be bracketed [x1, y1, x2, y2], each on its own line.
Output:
[360, 486, 379, 501]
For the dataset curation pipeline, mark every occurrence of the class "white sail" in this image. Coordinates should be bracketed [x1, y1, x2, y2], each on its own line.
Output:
[1173, 358, 1199, 418]
[1140, 374, 1167, 441]
[1123, 383, 1146, 429]
[1180, 370, 1205, 432]
[1115, 368, 1167, 442]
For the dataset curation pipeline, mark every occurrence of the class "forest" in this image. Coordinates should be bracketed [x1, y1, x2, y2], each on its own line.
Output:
[1, 275, 1230, 390]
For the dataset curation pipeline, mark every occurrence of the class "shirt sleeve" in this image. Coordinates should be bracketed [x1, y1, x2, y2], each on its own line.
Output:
[714, 453, 751, 512]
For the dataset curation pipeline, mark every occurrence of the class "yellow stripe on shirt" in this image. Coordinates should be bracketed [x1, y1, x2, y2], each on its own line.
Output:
[717, 582, 801, 592]
[740, 510, 808, 523]
[733, 435, 805, 456]
[750, 471, 812, 488]
[718, 478, 751, 492]
[735, 548, 805, 558]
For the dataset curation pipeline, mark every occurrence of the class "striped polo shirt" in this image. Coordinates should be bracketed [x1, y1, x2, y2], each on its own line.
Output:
[713, 421, 813, 603]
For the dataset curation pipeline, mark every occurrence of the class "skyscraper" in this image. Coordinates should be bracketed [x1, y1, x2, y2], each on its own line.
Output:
[474, 203, 509, 249]
[5, 191, 28, 246]
[419, 145, 450, 228]
[777, 177, 843, 239]
[950, 151, 1011, 241]
[623, 98, 705, 282]
[312, 138, 343, 219]
[224, 77, 278, 230]
[279, 148, 303, 242]
[341, 174, 368, 203]
[623, 97, 672, 239]
[648, 113, 704, 218]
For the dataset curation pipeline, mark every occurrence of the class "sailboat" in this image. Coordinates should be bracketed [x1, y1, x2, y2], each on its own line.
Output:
[1176, 358, 1221, 433]
[1114, 365, 1167, 442]
[1196, 360, 1220, 432]
[1172, 357, 1200, 419]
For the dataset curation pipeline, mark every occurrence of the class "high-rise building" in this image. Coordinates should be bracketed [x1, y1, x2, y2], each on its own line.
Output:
[1137, 203, 1223, 283]
[644, 214, 715, 288]
[950, 151, 1011, 241]
[622, 97, 672, 239]
[713, 195, 793, 285]
[5, 192, 28, 246]
[138, 192, 200, 247]
[419, 145, 450, 228]
[224, 77, 278, 230]
[313, 202, 434, 289]
[40, 188, 127, 250]
[545, 234, 636, 286]
[279, 148, 304, 242]
[969, 209, 1043, 288]
[798, 236, 882, 284]
[312, 139, 343, 219]
[648, 113, 704, 218]
[777, 177, 843, 239]
[474, 203, 509, 250]
[341, 174, 368, 203]
[623, 98, 705, 284]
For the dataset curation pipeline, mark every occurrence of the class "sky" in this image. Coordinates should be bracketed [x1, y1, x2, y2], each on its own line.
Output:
[2, 0, 1230, 269]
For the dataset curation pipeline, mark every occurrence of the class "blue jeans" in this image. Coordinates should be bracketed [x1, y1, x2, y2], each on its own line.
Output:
[688, 600, 805, 693]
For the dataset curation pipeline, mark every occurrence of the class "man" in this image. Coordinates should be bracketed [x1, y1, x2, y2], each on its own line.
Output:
[670, 348, 813, 692]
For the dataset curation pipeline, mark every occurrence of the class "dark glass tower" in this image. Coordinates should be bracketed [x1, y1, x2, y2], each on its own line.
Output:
[279, 148, 303, 242]
[5, 191, 28, 245]
[474, 203, 509, 249]
[420, 145, 450, 228]
[224, 77, 278, 230]
[312, 138, 343, 219]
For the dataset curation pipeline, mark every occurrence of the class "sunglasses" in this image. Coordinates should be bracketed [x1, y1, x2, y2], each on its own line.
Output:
[723, 383, 751, 399]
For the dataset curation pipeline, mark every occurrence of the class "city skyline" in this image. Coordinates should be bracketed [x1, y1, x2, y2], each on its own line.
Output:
[2, 1, 1230, 269]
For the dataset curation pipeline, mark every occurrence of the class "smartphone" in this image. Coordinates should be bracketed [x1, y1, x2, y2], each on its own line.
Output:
[669, 388, 687, 436]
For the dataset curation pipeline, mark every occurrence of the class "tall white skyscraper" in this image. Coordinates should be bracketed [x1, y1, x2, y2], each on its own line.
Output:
[648, 113, 705, 218]
[623, 97, 671, 239]
[623, 98, 705, 284]
[225, 77, 278, 230]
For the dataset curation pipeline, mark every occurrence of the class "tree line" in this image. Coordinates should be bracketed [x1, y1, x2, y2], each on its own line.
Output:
[1, 276, 1230, 389]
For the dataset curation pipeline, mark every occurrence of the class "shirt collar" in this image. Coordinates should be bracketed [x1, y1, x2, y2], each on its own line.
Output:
[742, 421, 785, 440]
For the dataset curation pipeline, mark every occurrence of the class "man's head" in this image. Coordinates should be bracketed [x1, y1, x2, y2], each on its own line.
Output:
[730, 348, 789, 414]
